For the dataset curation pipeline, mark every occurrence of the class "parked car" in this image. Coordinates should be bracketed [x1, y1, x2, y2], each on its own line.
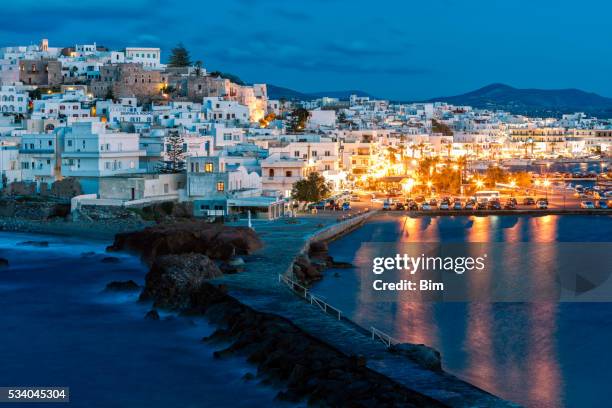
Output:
[523, 197, 535, 205]
[580, 201, 595, 209]
[476, 202, 487, 210]
[504, 201, 517, 210]
[439, 201, 450, 210]
[508, 197, 518, 206]
[453, 201, 463, 210]
[537, 198, 549, 205]
[421, 203, 432, 211]
[430, 198, 438, 206]
[382, 200, 392, 211]
[342, 202, 351, 211]
[487, 200, 502, 210]
[536, 200, 548, 209]
[395, 202, 405, 211]
[597, 200, 608, 209]
[408, 202, 419, 211]
[464, 201, 475, 210]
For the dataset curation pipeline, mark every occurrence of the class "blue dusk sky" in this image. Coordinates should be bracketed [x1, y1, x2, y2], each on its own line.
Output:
[2, 0, 611, 100]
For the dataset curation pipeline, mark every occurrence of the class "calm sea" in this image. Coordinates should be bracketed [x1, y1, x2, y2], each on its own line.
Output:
[312, 214, 612, 408]
[0, 232, 291, 408]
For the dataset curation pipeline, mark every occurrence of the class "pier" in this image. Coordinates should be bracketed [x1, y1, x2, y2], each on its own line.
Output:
[216, 214, 517, 408]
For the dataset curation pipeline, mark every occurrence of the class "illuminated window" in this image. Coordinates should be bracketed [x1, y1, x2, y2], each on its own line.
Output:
[216, 182, 225, 192]
[205, 163, 214, 172]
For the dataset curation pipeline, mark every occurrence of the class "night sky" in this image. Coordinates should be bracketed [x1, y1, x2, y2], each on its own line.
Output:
[2, 0, 611, 100]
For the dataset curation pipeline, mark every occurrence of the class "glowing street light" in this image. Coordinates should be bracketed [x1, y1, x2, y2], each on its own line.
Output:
[475, 179, 484, 189]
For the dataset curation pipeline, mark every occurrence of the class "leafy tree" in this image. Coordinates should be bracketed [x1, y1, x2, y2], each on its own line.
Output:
[104, 87, 114, 101]
[160, 131, 186, 173]
[194, 60, 203, 76]
[337, 111, 347, 123]
[431, 119, 453, 136]
[484, 165, 508, 187]
[168, 43, 191, 67]
[208, 71, 245, 85]
[287, 108, 310, 133]
[291, 172, 331, 203]
[512, 171, 532, 188]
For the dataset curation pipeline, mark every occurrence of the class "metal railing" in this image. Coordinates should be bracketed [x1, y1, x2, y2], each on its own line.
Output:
[278, 274, 341, 320]
[371, 326, 398, 348]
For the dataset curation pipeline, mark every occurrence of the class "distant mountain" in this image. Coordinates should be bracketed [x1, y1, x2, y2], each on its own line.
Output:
[267, 84, 374, 101]
[426, 83, 612, 118]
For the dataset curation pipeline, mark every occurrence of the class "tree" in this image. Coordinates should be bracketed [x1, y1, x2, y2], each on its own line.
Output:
[104, 87, 114, 101]
[168, 43, 191, 67]
[287, 108, 310, 133]
[160, 131, 186, 173]
[484, 165, 508, 187]
[431, 119, 453, 136]
[194, 60, 203, 76]
[208, 71, 245, 85]
[291, 172, 331, 203]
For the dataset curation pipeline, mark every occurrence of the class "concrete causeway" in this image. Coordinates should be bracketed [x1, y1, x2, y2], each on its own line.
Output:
[218, 215, 519, 408]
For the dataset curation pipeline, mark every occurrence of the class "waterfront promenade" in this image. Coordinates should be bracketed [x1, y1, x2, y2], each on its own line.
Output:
[218, 215, 517, 408]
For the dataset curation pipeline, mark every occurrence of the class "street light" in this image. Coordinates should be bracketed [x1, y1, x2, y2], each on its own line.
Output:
[543, 179, 550, 199]
[402, 178, 415, 199]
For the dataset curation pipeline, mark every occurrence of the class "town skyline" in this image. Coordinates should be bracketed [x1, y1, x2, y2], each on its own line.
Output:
[2, 0, 611, 100]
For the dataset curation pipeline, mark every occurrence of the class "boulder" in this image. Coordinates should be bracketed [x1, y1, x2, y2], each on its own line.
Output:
[104, 280, 140, 292]
[108, 221, 262, 265]
[139, 253, 223, 309]
[389, 343, 442, 371]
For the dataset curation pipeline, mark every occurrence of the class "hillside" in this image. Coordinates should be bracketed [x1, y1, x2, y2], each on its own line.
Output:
[426, 83, 612, 117]
[267, 84, 374, 101]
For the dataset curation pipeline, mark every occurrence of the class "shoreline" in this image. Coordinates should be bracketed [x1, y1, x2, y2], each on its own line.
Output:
[0, 217, 151, 241]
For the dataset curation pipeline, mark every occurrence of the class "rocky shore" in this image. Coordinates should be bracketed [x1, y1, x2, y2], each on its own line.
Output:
[103, 220, 451, 406]
[136, 258, 447, 407]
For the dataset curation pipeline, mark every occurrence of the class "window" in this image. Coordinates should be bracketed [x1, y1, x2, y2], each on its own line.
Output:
[294, 151, 300, 157]
[205, 163, 213, 172]
[216, 182, 225, 192]
[269, 169, 275, 177]
[325, 151, 331, 156]
[67, 140, 73, 147]
[285, 171, 292, 177]
[312, 151, 318, 157]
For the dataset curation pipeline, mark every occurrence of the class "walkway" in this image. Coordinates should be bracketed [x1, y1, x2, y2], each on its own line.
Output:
[216, 217, 518, 408]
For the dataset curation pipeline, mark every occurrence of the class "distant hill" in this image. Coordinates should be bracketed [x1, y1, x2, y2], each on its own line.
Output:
[426, 83, 612, 118]
[267, 84, 374, 101]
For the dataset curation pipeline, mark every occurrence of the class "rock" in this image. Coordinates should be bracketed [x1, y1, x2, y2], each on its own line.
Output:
[107, 221, 263, 264]
[101, 256, 120, 264]
[104, 280, 140, 292]
[144, 309, 160, 320]
[309, 241, 328, 254]
[389, 343, 442, 371]
[18, 240, 49, 247]
[0, 257, 8, 268]
[139, 253, 223, 309]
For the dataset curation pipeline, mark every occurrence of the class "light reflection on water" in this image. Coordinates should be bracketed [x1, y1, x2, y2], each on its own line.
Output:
[312, 214, 612, 408]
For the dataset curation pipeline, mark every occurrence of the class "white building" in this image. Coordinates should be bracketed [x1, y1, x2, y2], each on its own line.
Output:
[0, 85, 29, 114]
[61, 122, 145, 193]
[125, 47, 162, 69]
[202, 97, 249, 124]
